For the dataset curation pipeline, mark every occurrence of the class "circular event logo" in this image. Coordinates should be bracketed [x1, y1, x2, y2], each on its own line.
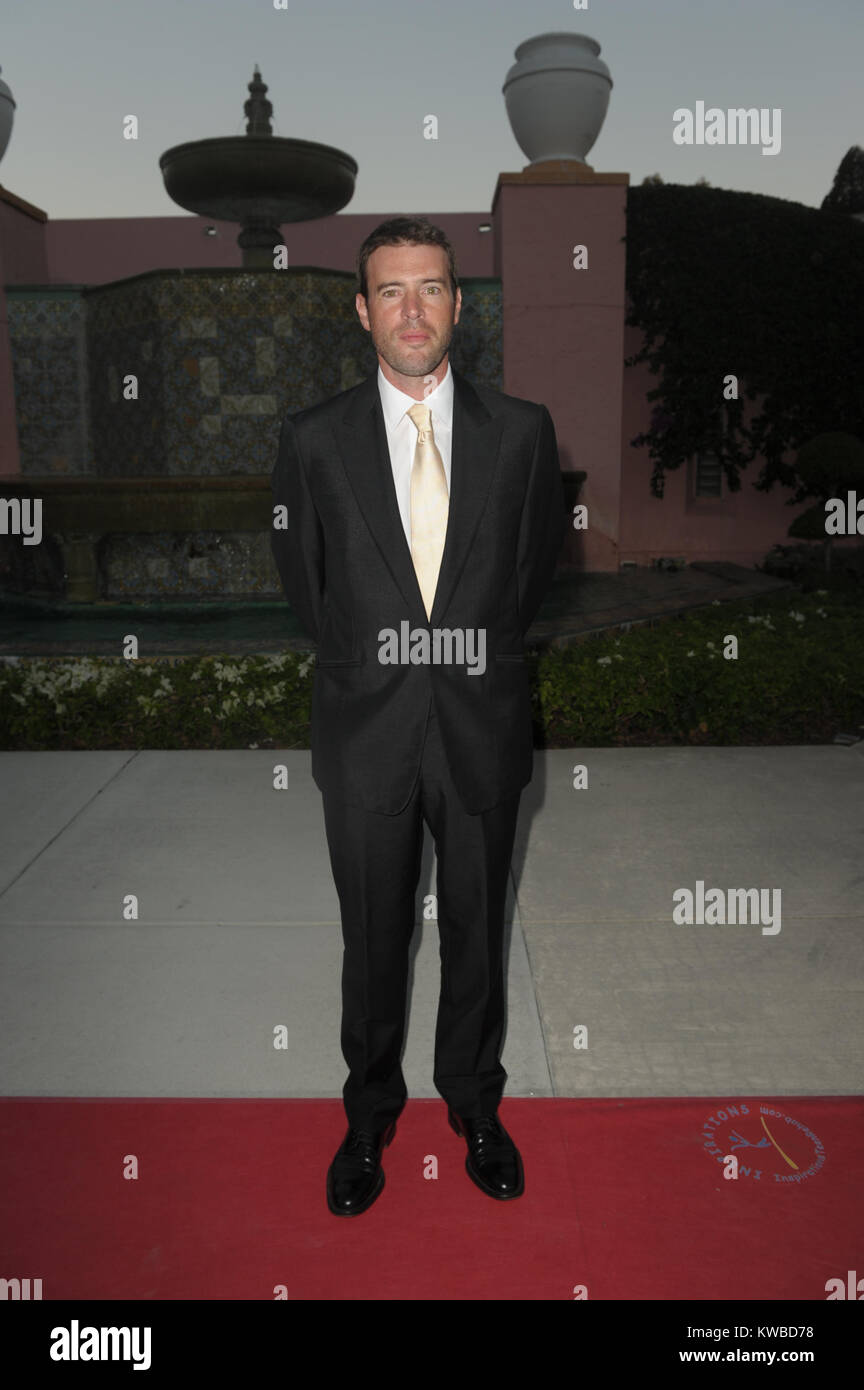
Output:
[700, 1102, 825, 1183]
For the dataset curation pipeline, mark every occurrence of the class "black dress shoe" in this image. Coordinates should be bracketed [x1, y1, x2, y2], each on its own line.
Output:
[448, 1109, 525, 1200]
[326, 1121, 396, 1216]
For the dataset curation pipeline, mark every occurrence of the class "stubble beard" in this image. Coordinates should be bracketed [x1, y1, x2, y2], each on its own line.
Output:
[371, 320, 454, 380]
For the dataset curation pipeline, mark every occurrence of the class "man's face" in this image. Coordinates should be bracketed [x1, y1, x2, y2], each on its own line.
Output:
[356, 242, 461, 384]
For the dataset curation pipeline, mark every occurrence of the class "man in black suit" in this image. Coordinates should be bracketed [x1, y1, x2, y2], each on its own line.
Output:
[270, 216, 565, 1216]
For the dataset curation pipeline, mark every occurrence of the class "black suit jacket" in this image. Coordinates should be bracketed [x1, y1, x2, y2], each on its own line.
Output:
[270, 366, 566, 814]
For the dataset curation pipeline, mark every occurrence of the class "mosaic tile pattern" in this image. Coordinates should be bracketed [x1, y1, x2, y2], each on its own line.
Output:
[5, 270, 502, 597]
[101, 530, 274, 599]
[7, 270, 502, 479]
[5, 289, 92, 475]
[0, 532, 64, 594]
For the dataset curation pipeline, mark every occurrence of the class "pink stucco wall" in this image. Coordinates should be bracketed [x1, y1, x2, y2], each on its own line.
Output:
[41, 209, 495, 286]
[493, 176, 627, 571]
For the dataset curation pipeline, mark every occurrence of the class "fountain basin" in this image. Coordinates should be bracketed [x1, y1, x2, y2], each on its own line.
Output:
[159, 136, 357, 225]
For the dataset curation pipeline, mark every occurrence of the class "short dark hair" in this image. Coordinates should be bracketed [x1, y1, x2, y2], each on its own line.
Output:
[356, 216, 460, 302]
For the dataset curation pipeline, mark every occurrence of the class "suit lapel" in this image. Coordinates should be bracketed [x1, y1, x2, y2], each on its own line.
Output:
[334, 365, 504, 624]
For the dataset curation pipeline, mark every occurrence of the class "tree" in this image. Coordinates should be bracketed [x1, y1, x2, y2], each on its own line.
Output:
[787, 432, 864, 570]
[624, 184, 864, 498]
[822, 147, 864, 216]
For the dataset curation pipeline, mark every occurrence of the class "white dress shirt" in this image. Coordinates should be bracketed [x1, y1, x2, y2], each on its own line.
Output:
[377, 362, 454, 549]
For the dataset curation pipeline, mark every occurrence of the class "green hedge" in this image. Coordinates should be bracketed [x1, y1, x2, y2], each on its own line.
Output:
[533, 588, 862, 746]
[1, 588, 860, 750]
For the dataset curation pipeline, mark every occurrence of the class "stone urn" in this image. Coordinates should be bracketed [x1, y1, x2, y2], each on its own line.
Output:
[502, 33, 612, 167]
[0, 66, 15, 165]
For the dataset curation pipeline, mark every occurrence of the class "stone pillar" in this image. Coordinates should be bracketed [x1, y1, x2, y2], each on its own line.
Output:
[491, 162, 629, 572]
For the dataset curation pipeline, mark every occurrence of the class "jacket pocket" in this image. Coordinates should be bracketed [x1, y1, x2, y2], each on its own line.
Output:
[316, 656, 362, 668]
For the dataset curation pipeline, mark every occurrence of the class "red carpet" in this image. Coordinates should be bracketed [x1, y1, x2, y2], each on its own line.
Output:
[1, 1097, 861, 1300]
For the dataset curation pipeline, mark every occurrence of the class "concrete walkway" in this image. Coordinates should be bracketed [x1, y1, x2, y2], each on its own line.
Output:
[1, 738, 861, 1100]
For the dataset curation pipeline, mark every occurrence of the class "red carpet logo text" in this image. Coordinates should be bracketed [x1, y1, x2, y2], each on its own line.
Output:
[700, 1102, 825, 1183]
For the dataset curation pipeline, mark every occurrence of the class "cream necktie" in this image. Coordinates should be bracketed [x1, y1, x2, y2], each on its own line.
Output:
[406, 401, 449, 619]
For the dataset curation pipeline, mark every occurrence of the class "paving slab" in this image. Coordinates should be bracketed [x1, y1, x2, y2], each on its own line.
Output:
[0, 751, 547, 1098]
[0, 742, 860, 1099]
[0, 916, 551, 1099]
[0, 750, 521, 929]
[0, 751, 133, 897]
[523, 917, 863, 1097]
[512, 747, 864, 922]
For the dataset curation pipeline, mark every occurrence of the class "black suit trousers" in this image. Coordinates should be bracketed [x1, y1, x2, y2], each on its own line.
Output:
[321, 696, 521, 1133]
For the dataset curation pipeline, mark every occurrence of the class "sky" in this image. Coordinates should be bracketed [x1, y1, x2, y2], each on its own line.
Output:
[0, 0, 861, 220]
